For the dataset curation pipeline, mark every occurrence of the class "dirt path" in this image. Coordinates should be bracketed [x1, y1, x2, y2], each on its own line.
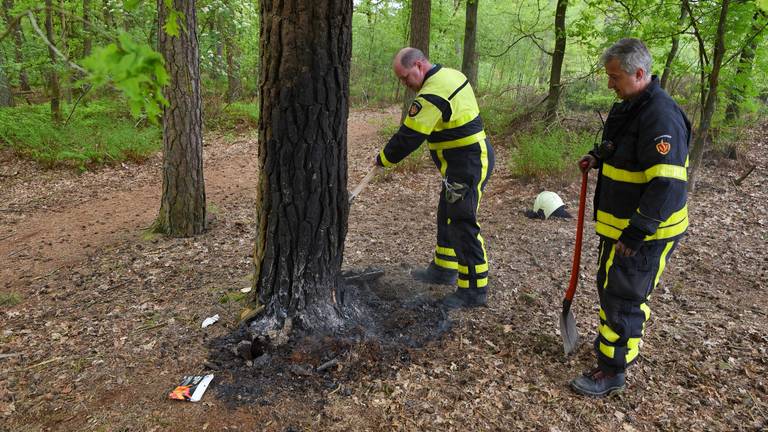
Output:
[1, 109, 767, 431]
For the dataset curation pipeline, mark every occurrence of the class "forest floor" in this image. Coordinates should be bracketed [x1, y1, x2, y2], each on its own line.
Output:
[1, 107, 767, 432]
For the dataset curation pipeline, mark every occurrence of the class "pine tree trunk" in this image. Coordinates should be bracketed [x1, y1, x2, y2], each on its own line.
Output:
[224, 35, 242, 102]
[154, 0, 206, 237]
[252, 0, 352, 334]
[44, 0, 62, 122]
[544, 0, 567, 122]
[402, 0, 430, 120]
[660, 4, 687, 90]
[688, 0, 730, 193]
[461, 0, 479, 89]
[2, 0, 30, 91]
[724, 11, 763, 123]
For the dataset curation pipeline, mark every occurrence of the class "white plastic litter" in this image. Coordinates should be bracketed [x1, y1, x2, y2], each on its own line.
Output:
[240, 286, 252, 293]
[201, 314, 220, 328]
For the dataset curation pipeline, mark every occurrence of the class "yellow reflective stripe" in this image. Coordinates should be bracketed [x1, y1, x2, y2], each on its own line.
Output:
[595, 206, 688, 241]
[434, 257, 458, 270]
[477, 139, 489, 211]
[379, 149, 394, 168]
[602, 163, 646, 183]
[600, 323, 620, 343]
[603, 245, 616, 291]
[685, 155, 689, 168]
[457, 277, 488, 288]
[626, 338, 641, 363]
[436, 149, 448, 177]
[436, 246, 456, 257]
[654, 241, 675, 289]
[645, 164, 687, 181]
[432, 113, 477, 131]
[640, 303, 651, 322]
[428, 131, 486, 150]
[599, 307, 607, 321]
[599, 342, 615, 358]
[457, 263, 489, 274]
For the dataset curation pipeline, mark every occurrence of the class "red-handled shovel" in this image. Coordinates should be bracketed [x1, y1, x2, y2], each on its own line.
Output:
[560, 167, 588, 356]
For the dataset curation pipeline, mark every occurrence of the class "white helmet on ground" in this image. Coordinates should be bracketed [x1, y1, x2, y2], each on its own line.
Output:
[533, 191, 565, 219]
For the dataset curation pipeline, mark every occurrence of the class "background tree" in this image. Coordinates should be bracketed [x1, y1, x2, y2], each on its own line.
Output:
[543, 0, 567, 121]
[43, 0, 61, 121]
[402, 0, 430, 120]
[0, 53, 12, 106]
[660, 3, 688, 90]
[153, 0, 206, 236]
[461, 0, 478, 88]
[250, 0, 352, 335]
[2, 0, 30, 91]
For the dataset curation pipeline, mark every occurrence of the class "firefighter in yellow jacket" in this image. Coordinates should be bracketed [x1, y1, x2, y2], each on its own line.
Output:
[375, 47, 494, 309]
[571, 38, 691, 397]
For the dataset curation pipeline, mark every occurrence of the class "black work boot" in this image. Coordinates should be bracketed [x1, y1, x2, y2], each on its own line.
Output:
[440, 287, 487, 309]
[570, 367, 626, 397]
[411, 262, 457, 285]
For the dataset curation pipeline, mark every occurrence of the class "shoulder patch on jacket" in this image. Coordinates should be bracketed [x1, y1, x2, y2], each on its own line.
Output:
[654, 135, 672, 155]
[408, 100, 422, 117]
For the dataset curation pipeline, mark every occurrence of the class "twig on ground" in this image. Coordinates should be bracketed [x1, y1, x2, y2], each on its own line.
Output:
[133, 322, 167, 333]
[0, 353, 21, 360]
[8, 246, 30, 257]
[734, 164, 756, 186]
[317, 358, 339, 372]
[32, 266, 64, 281]
[0, 233, 16, 241]
[25, 356, 65, 370]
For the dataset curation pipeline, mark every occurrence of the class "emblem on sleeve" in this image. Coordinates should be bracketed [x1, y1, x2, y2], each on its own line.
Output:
[656, 139, 671, 155]
[408, 100, 422, 117]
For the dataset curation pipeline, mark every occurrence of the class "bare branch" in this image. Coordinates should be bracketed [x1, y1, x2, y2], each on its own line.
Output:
[26, 10, 88, 74]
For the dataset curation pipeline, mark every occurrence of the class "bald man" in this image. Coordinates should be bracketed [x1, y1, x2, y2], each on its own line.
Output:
[375, 48, 495, 309]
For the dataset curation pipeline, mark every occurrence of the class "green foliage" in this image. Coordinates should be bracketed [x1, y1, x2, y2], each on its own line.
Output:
[0, 100, 161, 170]
[204, 100, 260, 130]
[508, 124, 594, 179]
[0, 292, 22, 308]
[81, 32, 169, 122]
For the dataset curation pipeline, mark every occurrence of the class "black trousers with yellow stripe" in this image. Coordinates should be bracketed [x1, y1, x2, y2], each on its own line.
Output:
[429, 138, 494, 290]
[594, 237, 679, 374]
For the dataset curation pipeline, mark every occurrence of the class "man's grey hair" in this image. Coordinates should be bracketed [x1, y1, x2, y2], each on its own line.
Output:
[399, 48, 428, 68]
[601, 38, 652, 77]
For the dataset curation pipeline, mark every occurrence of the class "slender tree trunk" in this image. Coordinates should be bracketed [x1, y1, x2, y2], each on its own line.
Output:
[154, 0, 206, 237]
[224, 34, 241, 102]
[2, 0, 30, 91]
[660, 3, 687, 90]
[44, 0, 62, 122]
[461, 0, 479, 89]
[402, 0, 430, 120]
[725, 11, 764, 122]
[0, 55, 13, 107]
[83, 0, 92, 57]
[252, 0, 352, 334]
[544, 0, 567, 121]
[59, 0, 72, 103]
[689, 0, 730, 193]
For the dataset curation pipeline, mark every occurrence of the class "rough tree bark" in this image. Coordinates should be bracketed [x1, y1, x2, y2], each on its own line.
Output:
[688, 0, 730, 193]
[660, 3, 687, 90]
[402, 0, 430, 120]
[250, 0, 352, 335]
[44, 0, 62, 122]
[2, 0, 30, 91]
[153, 0, 207, 237]
[461, 0, 478, 89]
[544, 0, 567, 122]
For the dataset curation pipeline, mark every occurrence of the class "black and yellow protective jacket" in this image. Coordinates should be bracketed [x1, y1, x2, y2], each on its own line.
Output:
[376, 65, 485, 167]
[592, 76, 691, 249]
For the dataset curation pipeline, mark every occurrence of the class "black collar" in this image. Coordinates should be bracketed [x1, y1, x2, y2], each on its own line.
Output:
[422, 64, 442, 86]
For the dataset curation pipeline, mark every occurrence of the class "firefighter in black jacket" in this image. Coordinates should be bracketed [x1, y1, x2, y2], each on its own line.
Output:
[571, 38, 691, 397]
[375, 47, 495, 309]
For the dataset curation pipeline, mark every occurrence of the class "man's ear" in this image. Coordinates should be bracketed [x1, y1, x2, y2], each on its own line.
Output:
[635, 67, 645, 81]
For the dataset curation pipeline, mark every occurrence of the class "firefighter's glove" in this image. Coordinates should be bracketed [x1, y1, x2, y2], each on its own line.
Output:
[443, 179, 469, 204]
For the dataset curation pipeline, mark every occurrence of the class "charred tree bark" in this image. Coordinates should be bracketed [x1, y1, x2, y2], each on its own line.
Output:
[544, 0, 567, 122]
[660, 3, 687, 90]
[402, 0, 430, 120]
[461, 0, 478, 89]
[2, 0, 30, 91]
[154, 0, 207, 237]
[689, 0, 730, 193]
[44, 0, 62, 122]
[252, 0, 352, 334]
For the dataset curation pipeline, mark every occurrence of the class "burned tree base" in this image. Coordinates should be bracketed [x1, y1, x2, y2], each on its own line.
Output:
[207, 267, 453, 406]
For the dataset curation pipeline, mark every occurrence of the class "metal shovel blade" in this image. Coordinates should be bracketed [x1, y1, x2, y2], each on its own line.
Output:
[560, 307, 579, 355]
